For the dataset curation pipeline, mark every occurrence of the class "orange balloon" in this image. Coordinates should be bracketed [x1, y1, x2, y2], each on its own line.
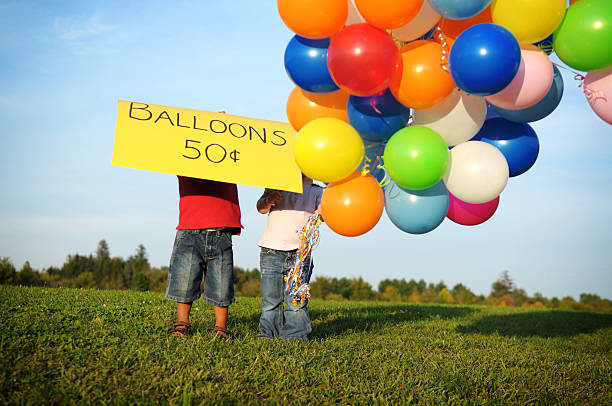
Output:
[355, 0, 425, 30]
[286, 87, 350, 131]
[321, 172, 384, 237]
[569, 0, 582, 4]
[389, 40, 456, 110]
[440, 6, 492, 39]
[278, 0, 348, 39]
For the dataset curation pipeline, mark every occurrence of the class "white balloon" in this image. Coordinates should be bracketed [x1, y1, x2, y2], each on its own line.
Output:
[443, 141, 509, 204]
[412, 89, 487, 146]
[346, 0, 366, 25]
[391, 1, 441, 42]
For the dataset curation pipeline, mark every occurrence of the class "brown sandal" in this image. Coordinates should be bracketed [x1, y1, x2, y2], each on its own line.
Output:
[212, 326, 231, 341]
[169, 322, 191, 337]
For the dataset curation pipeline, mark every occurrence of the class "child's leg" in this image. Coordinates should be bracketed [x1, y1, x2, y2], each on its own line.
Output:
[166, 230, 206, 334]
[258, 248, 290, 339]
[177, 302, 192, 325]
[279, 256, 314, 340]
[201, 230, 235, 332]
[213, 305, 228, 329]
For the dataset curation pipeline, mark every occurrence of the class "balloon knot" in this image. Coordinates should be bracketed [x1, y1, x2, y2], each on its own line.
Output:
[584, 86, 607, 102]
[369, 97, 383, 114]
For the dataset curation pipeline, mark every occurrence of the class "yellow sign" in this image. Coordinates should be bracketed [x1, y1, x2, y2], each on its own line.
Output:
[112, 101, 302, 193]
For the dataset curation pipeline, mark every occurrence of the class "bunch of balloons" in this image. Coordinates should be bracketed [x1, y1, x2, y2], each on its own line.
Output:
[278, 0, 612, 237]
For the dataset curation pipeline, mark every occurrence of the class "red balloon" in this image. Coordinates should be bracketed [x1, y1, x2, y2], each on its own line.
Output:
[327, 23, 401, 96]
[446, 191, 499, 226]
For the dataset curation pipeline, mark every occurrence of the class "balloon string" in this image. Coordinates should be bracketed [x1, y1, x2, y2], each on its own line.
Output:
[388, 30, 403, 49]
[285, 213, 321, 305]
[378, 165, 391, 188]
[361, 142, 384, 176]
[368, 90, 385, 115]
[551, 62, 584, 82]
[551, 62, 606, 101]
[536, 41, 553, 55]
[436, 26, 449, 72]
[361, 144, 391, 189]
[370, 144, 383, 169]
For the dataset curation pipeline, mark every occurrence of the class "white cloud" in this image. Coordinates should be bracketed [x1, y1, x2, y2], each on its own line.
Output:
[54, 11, 112, 41]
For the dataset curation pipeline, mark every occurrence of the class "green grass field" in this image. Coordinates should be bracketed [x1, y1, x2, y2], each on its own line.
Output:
[1, 285, 611, 405]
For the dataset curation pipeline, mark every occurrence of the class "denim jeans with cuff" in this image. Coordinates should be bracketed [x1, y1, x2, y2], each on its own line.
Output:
[166, 229, 234, 307]
[258, 247, 313, 340]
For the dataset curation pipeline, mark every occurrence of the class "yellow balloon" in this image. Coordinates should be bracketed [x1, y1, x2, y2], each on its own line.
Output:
[294, 118, 364, 183]
[491, 0, 566, 44]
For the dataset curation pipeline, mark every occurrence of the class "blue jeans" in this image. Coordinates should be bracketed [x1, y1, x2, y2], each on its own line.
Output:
[259, 247, 314, 340]
[165, 229, 234, 306]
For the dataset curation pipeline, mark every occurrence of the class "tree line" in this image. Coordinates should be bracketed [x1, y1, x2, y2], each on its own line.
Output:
[1, 240, 610, 313]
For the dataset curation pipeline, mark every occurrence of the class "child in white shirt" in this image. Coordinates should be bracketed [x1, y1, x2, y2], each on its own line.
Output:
[256, 175, 323, 340]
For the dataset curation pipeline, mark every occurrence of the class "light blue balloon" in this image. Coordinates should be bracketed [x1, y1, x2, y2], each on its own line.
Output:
[490, 65, 564, 123]
[428, 0, 492, 20]
[384, 180, 449, 234]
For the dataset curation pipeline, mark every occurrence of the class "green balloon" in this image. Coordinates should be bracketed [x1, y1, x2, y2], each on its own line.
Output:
[554, 0, 612, 72]
[383, 126, 449, 190]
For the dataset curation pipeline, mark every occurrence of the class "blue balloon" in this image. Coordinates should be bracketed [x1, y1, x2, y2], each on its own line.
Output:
[384, 180, 449, 234]
[490, 65, 564, 123]
[358, 142, 387, 184]
[485, 104, 501, 120]
[449, 23, 521, 96]
[284, 35, 339, 93]
[347, 89, 411, 142]
[472, 118, 539, 177]
[428, 0, 492, 20]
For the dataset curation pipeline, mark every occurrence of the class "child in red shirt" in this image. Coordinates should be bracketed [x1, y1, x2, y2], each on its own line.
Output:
[166, 176, 242, 339]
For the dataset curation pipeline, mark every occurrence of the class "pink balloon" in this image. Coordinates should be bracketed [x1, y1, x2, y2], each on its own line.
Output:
[584, 67, 612, 126]
[447, 191, 499, 226]
[486, 45, 553, 110]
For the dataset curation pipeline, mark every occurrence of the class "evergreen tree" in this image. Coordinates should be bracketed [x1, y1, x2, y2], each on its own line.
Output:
[0, 257, 17, 285]
[16, 261, 43, 286]
[95, 240, 110, 260]
[491, 270, 515, 298]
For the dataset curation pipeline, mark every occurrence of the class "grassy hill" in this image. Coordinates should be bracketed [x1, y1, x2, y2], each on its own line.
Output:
[1, 285, 611, 405]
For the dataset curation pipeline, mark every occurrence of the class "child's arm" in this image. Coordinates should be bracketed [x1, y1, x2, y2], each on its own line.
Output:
[315, 203, 324, 222]
[257, 190, 283, 214]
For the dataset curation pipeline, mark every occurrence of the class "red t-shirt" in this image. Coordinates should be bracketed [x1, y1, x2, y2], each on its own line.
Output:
[177, 176, 242, 234]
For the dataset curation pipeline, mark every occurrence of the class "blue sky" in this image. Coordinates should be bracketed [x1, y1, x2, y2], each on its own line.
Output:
[1, 1, 611, 299]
